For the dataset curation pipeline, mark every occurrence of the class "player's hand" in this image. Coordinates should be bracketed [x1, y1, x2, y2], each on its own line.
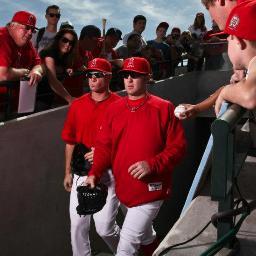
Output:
[128, 161, 152, 180]
[84, 147, 94, 164]
[63, 173, 73, 192]
[28, 70, 42, 86]
[175, 104, 198, 120]
[85, 175, 97, 188]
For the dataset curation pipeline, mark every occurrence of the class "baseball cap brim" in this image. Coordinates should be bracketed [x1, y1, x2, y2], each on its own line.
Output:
[209, 31, 229, 38]
[119, 69, 148, 74]
[85, 68, 112, 73]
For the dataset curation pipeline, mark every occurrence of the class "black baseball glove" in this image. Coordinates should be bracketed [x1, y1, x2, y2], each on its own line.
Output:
[76, 183, 108, 216]
[71, 143, 91, 176]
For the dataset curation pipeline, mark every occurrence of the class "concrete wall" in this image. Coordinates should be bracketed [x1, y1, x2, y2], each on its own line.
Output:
[0, 70, 232, 255]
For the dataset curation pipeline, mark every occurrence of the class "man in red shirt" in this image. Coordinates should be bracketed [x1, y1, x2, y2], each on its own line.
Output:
[0, 11, 44, 86]
[62, 58, 121, 256]
[85, 57, 186, 255]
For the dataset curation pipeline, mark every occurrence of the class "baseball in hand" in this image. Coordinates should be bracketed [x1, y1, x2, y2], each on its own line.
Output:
[174, 105, 186, 119]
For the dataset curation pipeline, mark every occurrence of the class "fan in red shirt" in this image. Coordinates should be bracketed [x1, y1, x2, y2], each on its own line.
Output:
[0, 11, 44, 87]
[86, 57, 186, 255]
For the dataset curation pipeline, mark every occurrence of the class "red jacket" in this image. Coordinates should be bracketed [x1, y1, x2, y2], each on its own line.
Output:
[62, 92, 120, 148]
[89, 94, 187, 207]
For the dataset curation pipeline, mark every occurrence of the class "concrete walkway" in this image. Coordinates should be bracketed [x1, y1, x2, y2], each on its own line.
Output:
[154, 156, 256, 256]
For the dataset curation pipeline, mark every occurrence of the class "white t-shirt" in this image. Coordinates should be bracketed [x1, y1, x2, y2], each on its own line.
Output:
[31, 29, 56, 53]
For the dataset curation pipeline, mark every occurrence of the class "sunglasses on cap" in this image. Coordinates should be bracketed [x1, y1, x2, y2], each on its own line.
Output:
[86, 71, 110, 78]
[61, 37, 74, 46]
[48, 13, 61, 18]
[122, 72, 145, 79]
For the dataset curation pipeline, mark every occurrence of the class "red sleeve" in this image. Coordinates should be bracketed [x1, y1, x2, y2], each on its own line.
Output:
[0, 37, 13, 67]
[61, 104, 77, 145]
[147, 103, 187, 174]
[88, 108, 112, 180]
[31, 44, 41, 66]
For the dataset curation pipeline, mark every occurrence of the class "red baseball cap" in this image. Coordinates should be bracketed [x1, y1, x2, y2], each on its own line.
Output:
[211, 1, 256, 40]
[87, 58, 112, 73]
[120, 57, 151, 74]
[223, 0, 256, 41]
[11, 11, 37, 28]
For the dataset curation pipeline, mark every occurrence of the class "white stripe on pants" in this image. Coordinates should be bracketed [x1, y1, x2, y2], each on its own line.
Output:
[116, 200, 163, 256]
[70, 170, 120, 256]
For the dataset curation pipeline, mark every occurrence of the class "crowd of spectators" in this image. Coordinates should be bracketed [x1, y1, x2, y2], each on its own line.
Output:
[0, 5, 229, 120]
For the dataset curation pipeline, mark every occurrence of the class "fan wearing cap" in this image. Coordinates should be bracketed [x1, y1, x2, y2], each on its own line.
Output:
[0, 11, 45, 86]
[173, 0, 252, 120]
[214, 1, 256, 113]
[62, 58, 121, 256]
[85, 57, 186, 255]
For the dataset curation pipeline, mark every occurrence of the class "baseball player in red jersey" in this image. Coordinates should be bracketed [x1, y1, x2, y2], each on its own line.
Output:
[86, 57, 187, 255]
[62, 58, 121, 256]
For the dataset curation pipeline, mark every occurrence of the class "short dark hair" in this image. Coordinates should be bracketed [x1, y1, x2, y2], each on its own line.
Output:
[46, 5, 60, 14]
[79, 25, 101, 40]
[133, 15, 147, 24]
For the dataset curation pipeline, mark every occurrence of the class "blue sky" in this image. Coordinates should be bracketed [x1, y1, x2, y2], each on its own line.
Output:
[0, 0, 212, 41]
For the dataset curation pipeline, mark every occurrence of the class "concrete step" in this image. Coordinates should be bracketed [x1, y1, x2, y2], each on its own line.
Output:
[154, 156, 256, 256]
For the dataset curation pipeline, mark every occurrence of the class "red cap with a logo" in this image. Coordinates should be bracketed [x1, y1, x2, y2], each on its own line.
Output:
[224, 1, 256, 41]
[121, 57, 151, 74]
[87, 58, 112, 73]
[11, 11, 37, 28]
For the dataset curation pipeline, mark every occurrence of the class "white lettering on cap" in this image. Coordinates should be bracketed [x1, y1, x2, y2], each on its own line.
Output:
[229, 15, 240, 30]
[127, 57, 135, 68]
[27, 15, 34, 25]
[91, 58, 97, 67]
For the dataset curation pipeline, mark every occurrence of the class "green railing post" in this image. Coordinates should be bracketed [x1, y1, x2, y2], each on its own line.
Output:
[211, 104, 248, 248]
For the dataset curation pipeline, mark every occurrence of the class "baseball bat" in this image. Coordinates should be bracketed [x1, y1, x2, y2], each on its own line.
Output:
[102, 18, 107, 56]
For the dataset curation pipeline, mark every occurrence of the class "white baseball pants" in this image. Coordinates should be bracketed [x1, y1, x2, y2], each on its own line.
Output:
[70, 170, 120, 256]
[116, 200, 163, 256]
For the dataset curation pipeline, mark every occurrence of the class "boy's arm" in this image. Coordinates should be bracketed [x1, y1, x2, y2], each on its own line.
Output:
[215, 61, 256, 114]
[177, 86, 224, 120]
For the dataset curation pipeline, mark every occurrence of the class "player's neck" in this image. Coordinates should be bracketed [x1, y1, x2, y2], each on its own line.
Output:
[91, 90, 110, 102]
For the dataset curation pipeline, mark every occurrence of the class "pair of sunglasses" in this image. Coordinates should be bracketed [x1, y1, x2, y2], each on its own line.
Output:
[86, 72, 106, 78]
[122, 72, 145, 79]
[61, 37, 74, 46]
[21, 24, 37, 34]
[48, 13, 61, 18]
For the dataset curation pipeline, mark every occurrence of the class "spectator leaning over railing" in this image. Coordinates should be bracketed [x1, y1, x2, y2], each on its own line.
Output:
[36, 28, 78, 110]
[31, 5, 61, 53]
[0, 11, 45, 87]
[174, 0, 255, 121]
[214, 1, 256, 114]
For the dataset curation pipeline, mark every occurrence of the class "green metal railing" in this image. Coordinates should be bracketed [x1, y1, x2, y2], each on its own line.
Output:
[210, 104, 251, 249]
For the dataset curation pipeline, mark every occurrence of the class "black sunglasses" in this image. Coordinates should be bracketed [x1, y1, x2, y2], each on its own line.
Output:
[61, 37, 74, 46]
[122, 72, 145, 79]
[21, 24, 37, 34]
[86, 72, 106, 78]
[48, 13, 61, 18]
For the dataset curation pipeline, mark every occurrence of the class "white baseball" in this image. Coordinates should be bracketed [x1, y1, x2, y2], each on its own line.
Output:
[174, 105, 186, 119]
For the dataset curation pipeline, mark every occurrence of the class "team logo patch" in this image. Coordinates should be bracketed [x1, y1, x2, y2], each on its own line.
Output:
[91, 58, 97, 67]
[27, 15, 35, 26]
[148, 182, 162, 192]
[229, 15, 240, 30]
[127, 57, 135, 68]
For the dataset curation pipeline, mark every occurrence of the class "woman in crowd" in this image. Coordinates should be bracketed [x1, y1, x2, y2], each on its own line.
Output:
[188, 12, 207, 40]
[37, 28, 78, 109]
